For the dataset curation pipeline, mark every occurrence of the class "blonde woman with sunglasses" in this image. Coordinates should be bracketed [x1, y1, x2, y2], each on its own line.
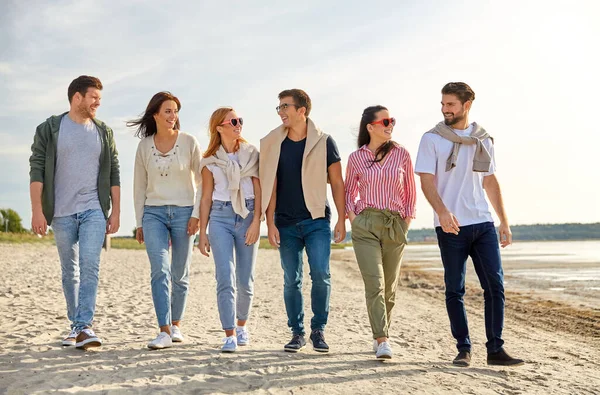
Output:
[198, 108, 261, 353]
[344, 105, 417, 359]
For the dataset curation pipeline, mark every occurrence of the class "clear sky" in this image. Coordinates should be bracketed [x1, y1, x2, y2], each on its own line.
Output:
[1, 0, 598, 235]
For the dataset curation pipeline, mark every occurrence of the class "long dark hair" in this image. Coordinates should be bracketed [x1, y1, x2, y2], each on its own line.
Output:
[358, 105, 394, 165]
[127, 91, 181, 138]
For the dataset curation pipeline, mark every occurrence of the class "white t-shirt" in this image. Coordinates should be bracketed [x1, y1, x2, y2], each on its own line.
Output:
[414, 123, 496, 228]
[207, 152, 255, 202]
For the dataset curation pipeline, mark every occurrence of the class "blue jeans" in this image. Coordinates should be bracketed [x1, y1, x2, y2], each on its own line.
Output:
[436, 221, 505, 353]
[143, 205, 194, 327]
[278, 217, 331, 335]
[52, 209, 107, 330]
[208, 199, 258, 330]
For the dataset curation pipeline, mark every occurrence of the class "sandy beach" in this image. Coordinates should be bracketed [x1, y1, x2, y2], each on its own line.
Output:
[0, 243, 599, 394]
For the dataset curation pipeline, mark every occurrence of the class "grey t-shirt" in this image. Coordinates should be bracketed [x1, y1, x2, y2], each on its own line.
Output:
[54, 115, 102, 217]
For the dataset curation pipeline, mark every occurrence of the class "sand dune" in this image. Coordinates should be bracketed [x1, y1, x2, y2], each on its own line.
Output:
[0, 244, 599, 394]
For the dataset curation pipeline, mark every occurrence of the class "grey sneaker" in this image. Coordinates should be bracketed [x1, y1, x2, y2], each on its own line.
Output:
[236, 327, 250, 346]
[222, 335, 237, 353]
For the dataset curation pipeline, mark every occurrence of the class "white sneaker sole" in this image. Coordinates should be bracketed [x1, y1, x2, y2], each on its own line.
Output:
[62, 339, 76, 347]
[76, 338, 102, 349]
[148, 343, 172, 349]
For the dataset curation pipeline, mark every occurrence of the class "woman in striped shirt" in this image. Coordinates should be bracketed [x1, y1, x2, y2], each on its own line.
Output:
[344, 105, 417, 359]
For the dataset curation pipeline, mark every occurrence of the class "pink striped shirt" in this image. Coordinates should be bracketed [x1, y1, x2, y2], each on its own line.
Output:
[345, 143, 417, 218]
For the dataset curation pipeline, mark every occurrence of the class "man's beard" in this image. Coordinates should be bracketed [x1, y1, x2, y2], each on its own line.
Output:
[78, 104, 95, 119]
[443, 112, 464, 126]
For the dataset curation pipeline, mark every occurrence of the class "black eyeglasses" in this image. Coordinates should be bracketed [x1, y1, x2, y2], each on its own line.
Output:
[276, 103, 299, 113]
[220, 117, 243, 127]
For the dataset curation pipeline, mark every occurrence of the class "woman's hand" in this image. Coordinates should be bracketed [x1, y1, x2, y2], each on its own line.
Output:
[187, 217, 200, 236]
[245, 219, 260, 246]
[135, 227, 144, 244]
[198, 232, 211, 257]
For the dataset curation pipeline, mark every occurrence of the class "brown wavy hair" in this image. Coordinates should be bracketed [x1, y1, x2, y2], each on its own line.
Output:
[127, 91, 181, 138]
[203, 107, 247, 158]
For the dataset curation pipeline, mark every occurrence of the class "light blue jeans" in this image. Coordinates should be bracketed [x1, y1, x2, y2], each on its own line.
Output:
[52, 209, 107, 331]
[142, 205, 194, 327]
[208, 199, 258, 331]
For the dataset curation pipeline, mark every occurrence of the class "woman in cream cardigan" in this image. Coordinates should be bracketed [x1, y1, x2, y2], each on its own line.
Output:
[198, 107, 261, 353]
[130, 91, 202, 350]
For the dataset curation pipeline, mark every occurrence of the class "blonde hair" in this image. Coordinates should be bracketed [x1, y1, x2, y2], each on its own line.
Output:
[203, 107, 247, 158]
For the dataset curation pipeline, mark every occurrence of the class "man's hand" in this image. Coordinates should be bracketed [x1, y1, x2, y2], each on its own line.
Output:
[106, 212, 120, 234]
[498, 222, 512, 248]
[31, 210, 47, 236]
[135, 227, 144, 244]
[198, 232, 211, 257]
[267, 224, 280, 248]
[439, 210, 460, 235]
[187, 218, 200, 236]
[333, 219, 346, 243]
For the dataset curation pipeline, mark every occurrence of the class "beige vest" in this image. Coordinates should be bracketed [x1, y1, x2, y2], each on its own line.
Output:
[259, 118, 328, 221]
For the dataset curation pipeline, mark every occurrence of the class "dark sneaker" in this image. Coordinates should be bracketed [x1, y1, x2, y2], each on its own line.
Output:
[487, 349, 525, 366]
[284, 334, 306, 353]
[453, 350, 471, 367]
[309, 330, 329, 353]
[75, 328, 102, 350]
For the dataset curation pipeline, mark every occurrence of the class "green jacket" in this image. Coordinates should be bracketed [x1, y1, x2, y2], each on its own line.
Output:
[29, 112, 120, 225]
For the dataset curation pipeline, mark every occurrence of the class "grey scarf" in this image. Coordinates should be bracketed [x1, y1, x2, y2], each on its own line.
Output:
[428, 122, 493, 172]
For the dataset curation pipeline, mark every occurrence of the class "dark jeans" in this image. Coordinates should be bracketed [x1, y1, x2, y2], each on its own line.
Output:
[278, 218, 331, 335]
[436, 221, 505, 353]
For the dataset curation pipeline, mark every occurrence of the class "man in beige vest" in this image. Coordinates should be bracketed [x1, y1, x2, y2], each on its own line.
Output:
[260, 89, 346, 353]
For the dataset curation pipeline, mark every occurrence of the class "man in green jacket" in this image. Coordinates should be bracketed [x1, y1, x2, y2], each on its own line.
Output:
[29, 75, 121, 350]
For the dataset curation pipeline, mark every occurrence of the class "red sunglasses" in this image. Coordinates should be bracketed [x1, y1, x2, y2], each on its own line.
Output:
[220, 117, 243, 127]
[370, 117, 396, 127]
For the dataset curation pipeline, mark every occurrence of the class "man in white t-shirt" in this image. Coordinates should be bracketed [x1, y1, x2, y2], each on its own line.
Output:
[415, 82, 523, 367]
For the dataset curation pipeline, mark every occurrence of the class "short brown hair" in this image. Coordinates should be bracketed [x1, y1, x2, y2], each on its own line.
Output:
[278, 89, 311, 116]
[68, 75, 103, 103]
[441, 82, 475, 104]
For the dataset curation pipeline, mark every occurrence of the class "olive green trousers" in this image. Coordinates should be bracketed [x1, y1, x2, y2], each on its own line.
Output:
[351, 208, 408, 339]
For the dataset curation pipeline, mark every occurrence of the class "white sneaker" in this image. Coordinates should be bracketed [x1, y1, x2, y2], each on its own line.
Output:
[171, 325, 184, 342]
[222, 335, 237, 353]
[148, 332, 173, 349]
[376, 341, 393, 359]
[236, 327, 250, 346]
[62, 328, 80, 346]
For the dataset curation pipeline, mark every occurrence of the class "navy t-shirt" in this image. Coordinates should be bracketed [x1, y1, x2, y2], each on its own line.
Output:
[275, 135, 341, 228]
